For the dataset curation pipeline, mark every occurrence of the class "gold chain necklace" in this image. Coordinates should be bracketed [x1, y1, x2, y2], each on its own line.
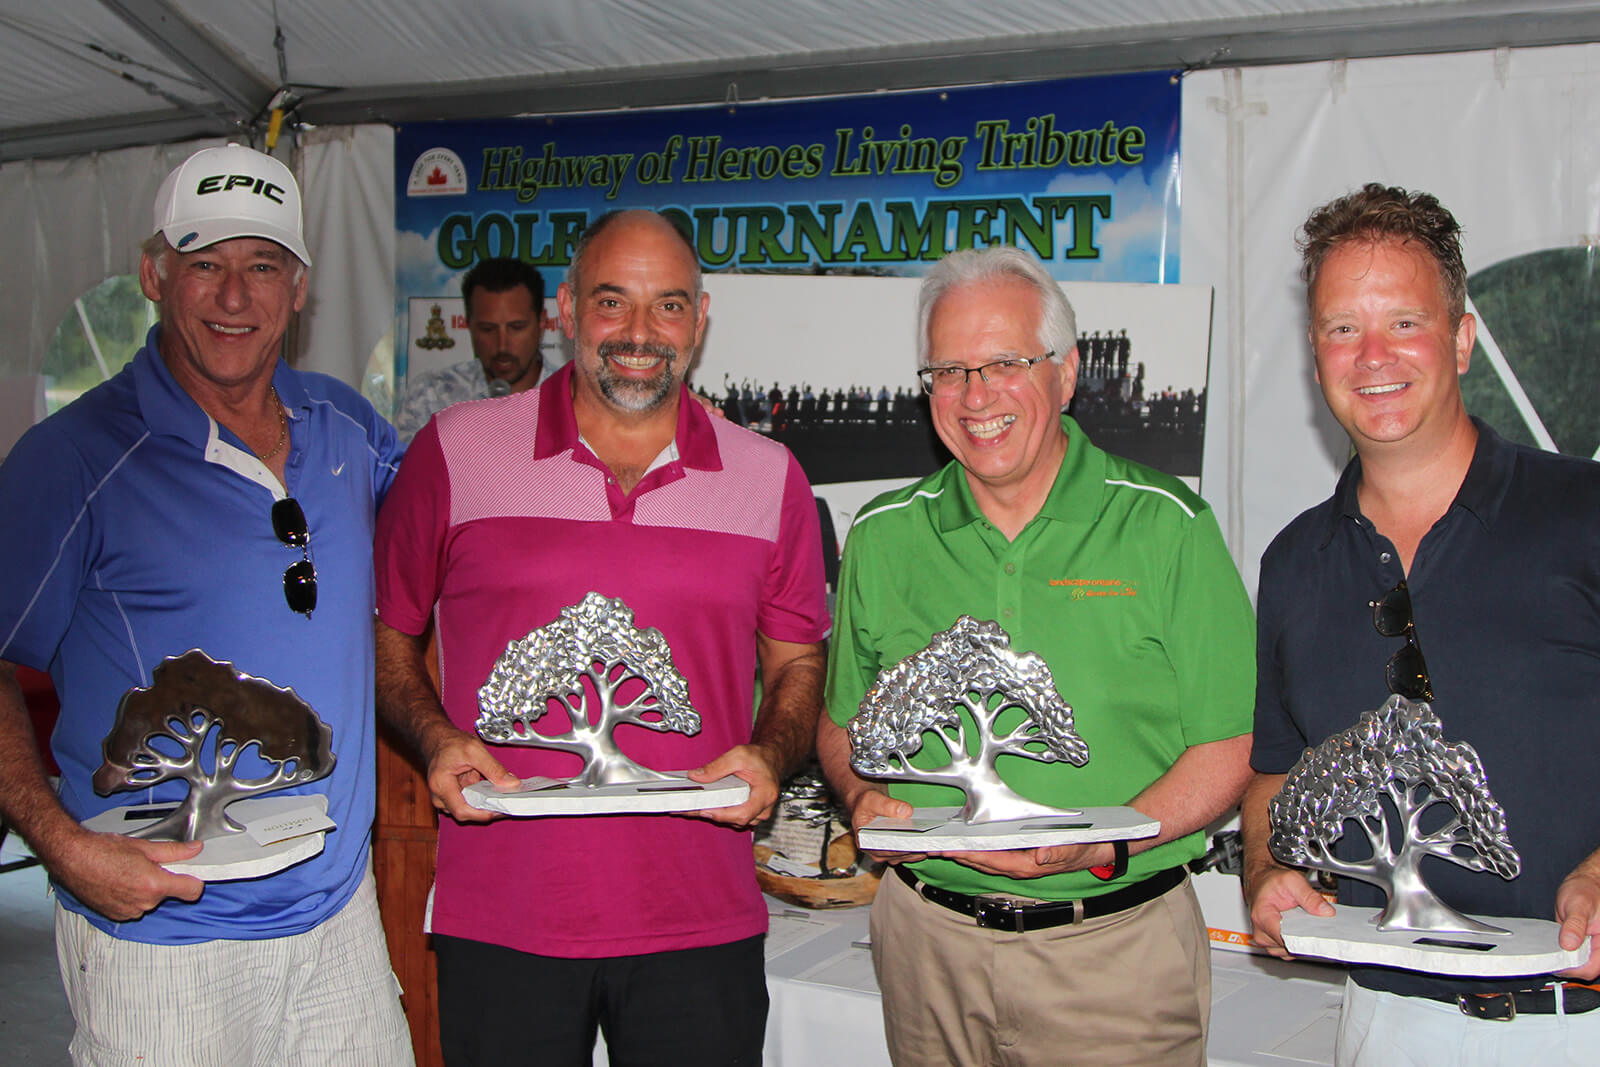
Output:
[256, 387, 288, 462]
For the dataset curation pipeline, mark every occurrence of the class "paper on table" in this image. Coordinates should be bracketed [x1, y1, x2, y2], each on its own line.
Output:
[765, 907, 834, 960]
[793, 942, 879, 994]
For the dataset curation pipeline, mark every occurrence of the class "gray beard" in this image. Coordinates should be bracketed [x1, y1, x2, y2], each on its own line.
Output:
[596, 340, 678, 412]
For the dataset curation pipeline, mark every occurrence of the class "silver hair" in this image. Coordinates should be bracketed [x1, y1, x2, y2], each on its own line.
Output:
[140, 232, 171, 279]
[140, 233, 307, 285]
[915, 246, 1077, 366]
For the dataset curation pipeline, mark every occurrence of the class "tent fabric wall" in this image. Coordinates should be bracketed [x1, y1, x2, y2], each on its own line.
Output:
[0, 128, 396, 439]
[1183, 42, 1600, 593]
[299, 124, 397, 389]
[0, 137, 223, 380]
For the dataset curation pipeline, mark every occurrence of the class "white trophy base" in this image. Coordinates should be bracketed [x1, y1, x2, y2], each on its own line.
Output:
[1280, 905, 1592, 977]
[84, 795, 331, 882]
[857, 805, 1160, 853]
[463, 773, 750, 816]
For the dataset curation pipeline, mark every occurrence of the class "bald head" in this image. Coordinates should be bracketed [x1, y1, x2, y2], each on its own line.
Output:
[557, 210, 710, 418]
[567, 210, 701, 300]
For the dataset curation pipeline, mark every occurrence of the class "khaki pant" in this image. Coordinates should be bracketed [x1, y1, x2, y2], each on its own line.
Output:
[870, 866, 1211, 1067]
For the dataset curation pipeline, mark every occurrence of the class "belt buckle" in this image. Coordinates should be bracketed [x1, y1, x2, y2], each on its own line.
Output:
[1457, 992, 1516, 1022]
[973, 896, 1028, 933]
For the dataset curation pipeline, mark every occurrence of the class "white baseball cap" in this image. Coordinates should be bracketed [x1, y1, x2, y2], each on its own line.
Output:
[151, 144, 311, 266]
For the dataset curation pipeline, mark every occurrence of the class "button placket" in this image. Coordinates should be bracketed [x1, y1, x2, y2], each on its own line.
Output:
[997, 543, 1023, 627]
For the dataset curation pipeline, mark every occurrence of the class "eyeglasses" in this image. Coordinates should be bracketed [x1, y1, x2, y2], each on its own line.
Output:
[916, 352, 1054, 395]
[1370, 580, 1431, 701]
[271, 497, 317, 618]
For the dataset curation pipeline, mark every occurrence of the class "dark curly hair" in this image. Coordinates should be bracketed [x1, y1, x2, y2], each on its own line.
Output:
[1298, 183, 1466, 323]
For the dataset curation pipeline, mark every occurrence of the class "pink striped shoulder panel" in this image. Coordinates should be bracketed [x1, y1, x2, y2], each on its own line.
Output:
[435, 390, 792, 543]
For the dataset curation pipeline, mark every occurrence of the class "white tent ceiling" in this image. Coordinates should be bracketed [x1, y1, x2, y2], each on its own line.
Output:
[4, 0, 1600, 162]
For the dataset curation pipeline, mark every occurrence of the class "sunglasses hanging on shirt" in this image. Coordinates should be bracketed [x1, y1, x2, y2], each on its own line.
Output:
[1370, 579, 1431, 701]
[271, 497, 317, 618]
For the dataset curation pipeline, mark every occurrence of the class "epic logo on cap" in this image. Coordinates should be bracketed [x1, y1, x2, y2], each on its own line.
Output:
[195, 174, 287, 204]
[153, 144, 311, 266]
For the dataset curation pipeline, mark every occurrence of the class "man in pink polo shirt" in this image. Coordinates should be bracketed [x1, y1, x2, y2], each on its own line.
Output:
[374, 209, 830, 1066]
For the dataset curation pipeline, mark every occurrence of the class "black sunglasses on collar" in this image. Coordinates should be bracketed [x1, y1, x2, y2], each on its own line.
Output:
[271, 497, 317, 618]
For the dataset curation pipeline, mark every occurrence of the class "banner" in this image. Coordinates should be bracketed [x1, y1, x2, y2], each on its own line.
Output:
[394, 71, 1180, 375]
[393, 72, 1199, 544]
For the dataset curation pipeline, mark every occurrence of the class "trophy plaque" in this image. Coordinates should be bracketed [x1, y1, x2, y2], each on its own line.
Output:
[462, 593, 749, 815]
[1270, 695, 1589, 975]
[847, 617, 1159, 852]
[85, 650, 338, 881]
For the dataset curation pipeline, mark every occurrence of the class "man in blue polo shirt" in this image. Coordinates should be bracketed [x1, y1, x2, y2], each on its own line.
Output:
[1242, 184, 1600, 1063]
[0, 144, 412, 1064]
[820, 245, 1255, 1065]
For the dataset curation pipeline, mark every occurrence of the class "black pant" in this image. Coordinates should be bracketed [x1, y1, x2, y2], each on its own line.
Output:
[434, 933, 768, 1066]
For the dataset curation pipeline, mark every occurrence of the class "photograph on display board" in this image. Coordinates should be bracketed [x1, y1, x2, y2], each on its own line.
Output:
[399, 272, 1213, 559]
[686, 273, 1214, 549]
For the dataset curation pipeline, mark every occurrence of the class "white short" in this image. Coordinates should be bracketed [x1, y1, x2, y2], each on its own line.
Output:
[55, 868, 414, 1067]
[1338, 977, 1600, 1066]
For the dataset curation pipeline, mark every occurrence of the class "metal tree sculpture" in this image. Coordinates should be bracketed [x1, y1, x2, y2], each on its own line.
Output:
[848, 616, 1089, 823]
[476, 593, 699, 785]
[93, 650, 336, 841]
[1269, 695, 1521, 934]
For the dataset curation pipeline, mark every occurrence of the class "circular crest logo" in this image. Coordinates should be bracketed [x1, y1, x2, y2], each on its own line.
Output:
[406, 148, 468, 197]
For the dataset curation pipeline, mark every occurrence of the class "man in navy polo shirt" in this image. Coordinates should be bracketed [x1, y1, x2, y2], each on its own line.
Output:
[0, 144, 412, 1064]
[1242, 184, 1600, 1063]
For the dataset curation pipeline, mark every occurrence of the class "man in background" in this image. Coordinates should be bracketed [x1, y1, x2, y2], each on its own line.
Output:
[1243, 183, 1600, 1063]
[0, 143, 411, 1064]
[394, 256, 547, 442]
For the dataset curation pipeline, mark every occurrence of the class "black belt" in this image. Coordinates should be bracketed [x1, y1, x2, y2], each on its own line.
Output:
[895, 863, 1185, 933]
[1424, 984, 1600, 1022]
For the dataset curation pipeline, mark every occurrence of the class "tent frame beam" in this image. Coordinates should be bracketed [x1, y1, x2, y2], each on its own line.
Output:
[97, 0, 275, 120]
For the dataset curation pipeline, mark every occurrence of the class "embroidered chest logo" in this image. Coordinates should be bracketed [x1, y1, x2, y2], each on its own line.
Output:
[1049, 577, 1139, 600]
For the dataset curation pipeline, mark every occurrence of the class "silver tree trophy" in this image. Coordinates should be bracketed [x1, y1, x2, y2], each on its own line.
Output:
[84, 649, 339, 881]
[1269, 695, 1586, 974]
[1271, 695, 1518, 933]
[850, 616, 1088, 822]
[847, 617, 1158, 852]
[463, 593, 750, 815]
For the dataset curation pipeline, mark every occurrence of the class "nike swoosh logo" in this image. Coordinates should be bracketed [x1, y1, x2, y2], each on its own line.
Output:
[331, 461, 346, 475]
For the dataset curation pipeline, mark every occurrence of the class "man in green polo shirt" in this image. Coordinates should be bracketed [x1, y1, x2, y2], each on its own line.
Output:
[819, 245, 1255, 1066]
